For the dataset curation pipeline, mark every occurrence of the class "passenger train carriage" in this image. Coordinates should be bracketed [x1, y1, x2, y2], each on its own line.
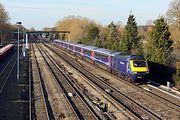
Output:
[82, 46, 97, 63]
[53, 39, 149, 83]
[74, 44, 85, 56]
[93, 48, 116, 70]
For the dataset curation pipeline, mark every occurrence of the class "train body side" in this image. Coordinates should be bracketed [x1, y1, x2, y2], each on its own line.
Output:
[111, 53, 129, 76]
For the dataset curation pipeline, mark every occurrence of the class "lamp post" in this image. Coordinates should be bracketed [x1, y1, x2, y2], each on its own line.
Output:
[16, 22, 22, 80]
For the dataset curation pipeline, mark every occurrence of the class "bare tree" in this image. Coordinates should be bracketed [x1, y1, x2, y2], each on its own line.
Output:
[166, 0, 180, 29]
[0, 3, 10, 44]
[0, 3, 9, 24]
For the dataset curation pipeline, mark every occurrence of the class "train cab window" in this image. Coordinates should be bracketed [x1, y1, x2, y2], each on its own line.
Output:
[133, 61, 146, 67]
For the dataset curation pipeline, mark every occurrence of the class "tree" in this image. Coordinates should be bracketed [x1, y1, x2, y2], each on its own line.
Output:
[55, 15, 99, 42]
[0, 3, 11, 44]
[80, 24, 100, 45]
[95, 38, 103, 48]
[166, 0, 180, 48]
[120, 14, 142, 54]
[0, 3, 9, 25]
[104, 22, 119, 50]
[29, 27, 36, 31]
[144, 16, 172, 65]
[98, 27, 109, 48]
[166, 0, 180, 29]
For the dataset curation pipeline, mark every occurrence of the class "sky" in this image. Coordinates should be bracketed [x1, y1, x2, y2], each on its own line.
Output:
[1, 0, 173, 30]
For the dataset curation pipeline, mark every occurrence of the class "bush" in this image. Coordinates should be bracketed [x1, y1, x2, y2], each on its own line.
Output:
[148, 61, 175, 85]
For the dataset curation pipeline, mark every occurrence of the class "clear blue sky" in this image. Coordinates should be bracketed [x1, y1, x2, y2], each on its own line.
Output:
[1, 0, 172, 30]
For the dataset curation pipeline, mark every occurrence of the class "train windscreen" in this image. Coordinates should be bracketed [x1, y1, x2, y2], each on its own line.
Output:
[133, 61, 146, 67]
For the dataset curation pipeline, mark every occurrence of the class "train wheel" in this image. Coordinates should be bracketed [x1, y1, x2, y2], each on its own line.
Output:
[110, 69, 112, 73]
[127, 77, 133, 83]
[124, 75, 128, 81]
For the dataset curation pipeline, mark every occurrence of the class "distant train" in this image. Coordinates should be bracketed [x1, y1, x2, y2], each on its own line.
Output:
[53, 39, 149, 83]
[0, 44, 15, 60]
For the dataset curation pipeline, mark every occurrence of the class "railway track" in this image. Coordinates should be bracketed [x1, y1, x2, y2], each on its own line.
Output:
[43, 43, 160, 119]
[72, 50, 180, 118]
[0, 46, 30, 119]
[0, 50, 17, 95]
[30, 44, 51, 120]
[34, 43, 99, 120]
[44, 42, 180, 120]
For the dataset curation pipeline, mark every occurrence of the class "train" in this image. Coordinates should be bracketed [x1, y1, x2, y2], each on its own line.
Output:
[53, 39, 149, 83]
[0, 44, 15, 60]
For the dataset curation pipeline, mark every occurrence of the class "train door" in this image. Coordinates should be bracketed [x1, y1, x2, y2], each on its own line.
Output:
[118, 58, 126, 74]
[126, 61, 129, 73]
[111, 56, 117, 71]
[115, 57, 119, 72]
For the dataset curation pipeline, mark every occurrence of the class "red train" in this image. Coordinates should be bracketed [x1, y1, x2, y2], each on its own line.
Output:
[0, 44, 15, 60]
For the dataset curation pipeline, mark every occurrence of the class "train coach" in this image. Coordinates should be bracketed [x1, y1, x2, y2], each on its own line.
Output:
[53, 39, 149, 83]
[82, 46, 98, 63]
[93, 48, 116, 71]
[74, 44, 86, 57]
[0, 44, 15, 60]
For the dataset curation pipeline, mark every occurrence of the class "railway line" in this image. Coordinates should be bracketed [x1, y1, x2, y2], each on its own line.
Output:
[30, 44, 50, 120]
[0, 46, 29, 120]
[32, 43, 99, 120]
[42, 42, 180, 120]
[0, 50, 17, 95]
[73, 49, 180, 111]
[32, 43, 72, 120]
[43, 43, 160, 119]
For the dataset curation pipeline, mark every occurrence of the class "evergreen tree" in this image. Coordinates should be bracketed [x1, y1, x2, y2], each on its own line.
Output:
[95, 38, 103, 47]
[120, 14, 142, 54]
[145, 16, 172, 65]
[80, 24, 100, 45]
[87, 24, 100, 43]
[104, 22, 119, 50]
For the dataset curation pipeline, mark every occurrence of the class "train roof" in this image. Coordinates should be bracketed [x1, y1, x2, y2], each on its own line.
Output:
[111, 52, 124, 56]
[54, 39, 61, 42]
[129, 55, 146, 60]
[112, 53, 146, 60]
[0, 44, 14, 53]
[83, 46, 98, 51]
[112, 52, 130, 56]
[54, 39, 67, 43]
[94, 48, 116, 55]
[74, 44, 86, 47]
[69, 42, 76, 45]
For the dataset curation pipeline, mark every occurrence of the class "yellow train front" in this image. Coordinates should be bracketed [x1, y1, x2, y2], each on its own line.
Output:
[111, 54, 149, 83]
